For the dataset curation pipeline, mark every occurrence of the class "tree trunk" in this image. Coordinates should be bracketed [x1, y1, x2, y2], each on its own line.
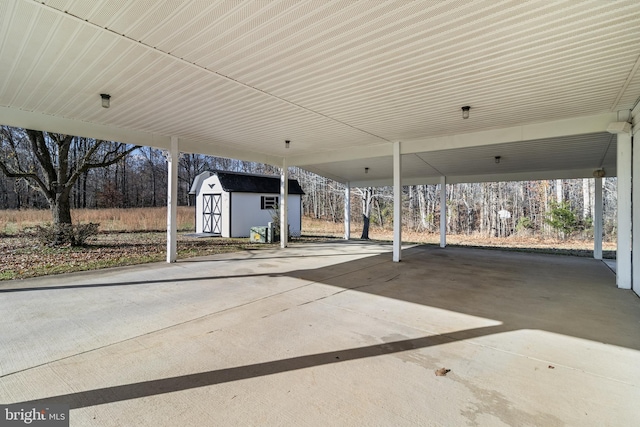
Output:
[582, 178, 592, 220]
[82, 171, 88, 208]
[375, 197, 384, 228]
[51, 193, 73, 225]
[360, 187, 373, 239]
[50, 189, 73, 244]
[490, 182, 499, 237]
[417, 185, 429, 230]
[556, 179, 563, 203]
[361, 214, 370, 239]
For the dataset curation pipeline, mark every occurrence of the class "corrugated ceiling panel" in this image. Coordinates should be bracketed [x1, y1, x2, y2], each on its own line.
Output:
[44, 0, 96, 18]
[614, 56, 640, 110]
[31, 0, 640, 137]
[220, 3, 523, 88]
[220, 1, 511, 84]
[184, 0, 636, 138]
[43, 0, 72, 8]
[287, 33, 635, 107]
[199, 0, 407, 72]
[0, 2, 44, 102]
[81, 0, 134, 29]
[165, 1, 294, 66]
[106, 1, 177, 40]
[134, 2, 230, 51]
[150, 2, 252, 59]
[53, 41, 143, 117]
[2, 0, 639, 178]
[19, 24, 106, 112]
[305, 133, 615, 184]
[419, 134, 614, 176]
[296, 31, 629, 108]
[0, 0, 21, 99]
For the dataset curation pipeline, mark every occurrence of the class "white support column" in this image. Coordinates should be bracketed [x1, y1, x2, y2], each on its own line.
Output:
[344, 182, 351, 240]
[393, 141, 402, 262]
[616, 131, 632, 289]
[280, 159, 289, 248]
[166, 137, 179, 263]
[633, 129, 640, 295]
[440, 176, 447, 248]
[594, 177, 603, 260]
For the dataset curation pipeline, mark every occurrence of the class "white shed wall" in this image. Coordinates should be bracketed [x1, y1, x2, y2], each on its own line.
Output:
[229, 193, 301, 238]
[221, 191, 231, 237]
[194, 174, 302, 238]
[288, 195, 302, 237]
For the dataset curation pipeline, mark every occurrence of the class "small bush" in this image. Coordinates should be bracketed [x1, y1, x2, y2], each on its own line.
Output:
[32, 222, 100, 246]
[545, 202, 579, 239]
[73, 223, 100, 245]
[515, 217, 534, 234]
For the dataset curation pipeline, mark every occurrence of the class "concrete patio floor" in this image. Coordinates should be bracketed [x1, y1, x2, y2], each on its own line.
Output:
[1, 241, 639, 426]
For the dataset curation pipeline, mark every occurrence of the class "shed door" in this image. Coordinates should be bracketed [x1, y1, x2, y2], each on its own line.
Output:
[203, 193, 222, 234]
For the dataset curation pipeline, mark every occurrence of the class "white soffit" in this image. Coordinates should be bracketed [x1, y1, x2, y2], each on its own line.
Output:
[305, 132, 617, 185]
[0, 0, 639, 181]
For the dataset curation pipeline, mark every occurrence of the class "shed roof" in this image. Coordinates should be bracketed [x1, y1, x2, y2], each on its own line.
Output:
[189, 171, 304, 196]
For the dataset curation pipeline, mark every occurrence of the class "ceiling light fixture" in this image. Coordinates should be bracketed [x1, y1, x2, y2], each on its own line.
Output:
[365, 167, 369, 174]
[285, 140, 290, 149]
[495, 156, 501, 164]
[461, 105, 470, 119]
[100, 93, 111, 108]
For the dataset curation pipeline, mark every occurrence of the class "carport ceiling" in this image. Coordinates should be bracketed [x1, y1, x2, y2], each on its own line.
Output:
[1, 1, 639, 185]
[306, 132, 618, 186]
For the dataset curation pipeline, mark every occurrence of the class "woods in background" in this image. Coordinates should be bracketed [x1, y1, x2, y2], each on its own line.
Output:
[0, 126, 617, 241]
[299, 176, 617, 241]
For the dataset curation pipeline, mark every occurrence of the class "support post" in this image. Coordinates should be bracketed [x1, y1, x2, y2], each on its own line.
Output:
[344, 182, 351, 240]
[280, 159, 289, 248]
[594, 177, 603, 260]
[633, 128, 640, 295]
[393, 141, 402, 262]
[440, 176, 446, 248]
[616, 131, 632, 289]
[166, 137, 179, 263]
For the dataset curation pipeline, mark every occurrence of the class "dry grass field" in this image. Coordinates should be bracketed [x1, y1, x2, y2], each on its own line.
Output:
[302, 217, 616, 253]
[0, 206, 195, 234]
[0, 208, 615, 281]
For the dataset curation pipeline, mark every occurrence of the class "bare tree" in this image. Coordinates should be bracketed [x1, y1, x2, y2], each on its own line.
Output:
[0, 127, 138, 238]
[357, 187, 375, 239]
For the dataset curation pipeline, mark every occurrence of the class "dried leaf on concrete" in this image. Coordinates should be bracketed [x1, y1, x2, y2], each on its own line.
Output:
[435, 368, 451, 376]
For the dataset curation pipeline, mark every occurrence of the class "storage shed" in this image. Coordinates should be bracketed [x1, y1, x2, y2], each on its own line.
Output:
[189, 171, 304, 238]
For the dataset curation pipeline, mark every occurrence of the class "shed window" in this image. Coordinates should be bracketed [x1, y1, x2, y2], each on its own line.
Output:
[261, 196, 279, 210]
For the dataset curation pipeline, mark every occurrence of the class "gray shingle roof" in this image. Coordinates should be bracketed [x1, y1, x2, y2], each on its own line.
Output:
[189, 170, 304, 195]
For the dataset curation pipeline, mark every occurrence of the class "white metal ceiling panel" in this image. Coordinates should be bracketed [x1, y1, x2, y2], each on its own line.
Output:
[305, 132, 615, 185]
[1, 0, 639, 184]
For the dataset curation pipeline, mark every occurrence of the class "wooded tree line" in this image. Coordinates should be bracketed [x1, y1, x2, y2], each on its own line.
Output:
[300, 175, 617, 240]
[0, 126, 617, 240]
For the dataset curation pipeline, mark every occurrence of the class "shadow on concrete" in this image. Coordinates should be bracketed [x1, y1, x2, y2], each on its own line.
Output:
[286, 245, 638, 350]
[20, 324, 506, 409]
[0, 273, 277, 293]
[0, 242, 391, 293]
[12, 243, 640, 410]
[3, 244, 634, 349]
[178, 250, 388, 263]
